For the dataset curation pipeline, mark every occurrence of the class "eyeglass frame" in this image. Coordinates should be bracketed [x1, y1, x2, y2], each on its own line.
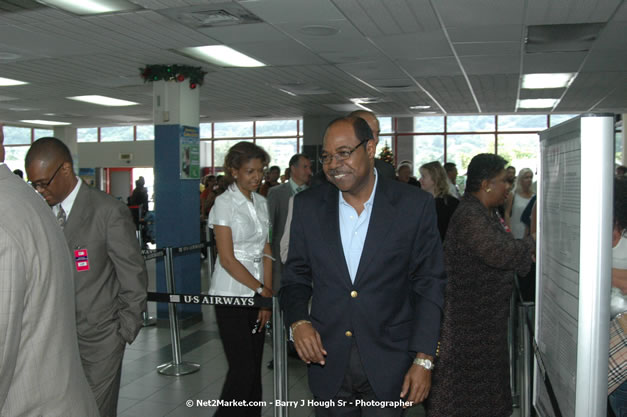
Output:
[29, 162, 64, 190]
[318, 137, 372, 165]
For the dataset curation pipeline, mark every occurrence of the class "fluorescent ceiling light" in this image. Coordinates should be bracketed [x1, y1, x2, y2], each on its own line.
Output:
[278, 88, 297, 97]
[0, 77, 28, 86]
[410, 105, 431, 110]
[36, 0, 139, 15]
[517, 99, 560, 109]
[180, 45, 265, 68]
[67, 95, 139, 106]
[20, 120, 71, 126]
[522, 73, 575, 89]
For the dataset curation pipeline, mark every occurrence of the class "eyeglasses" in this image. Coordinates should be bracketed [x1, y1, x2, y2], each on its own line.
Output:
[29, 163, 63, 190]
[319, 139, 369, 165]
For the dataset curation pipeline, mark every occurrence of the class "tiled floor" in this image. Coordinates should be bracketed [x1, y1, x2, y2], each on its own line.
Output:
[117, 257, 518, 417]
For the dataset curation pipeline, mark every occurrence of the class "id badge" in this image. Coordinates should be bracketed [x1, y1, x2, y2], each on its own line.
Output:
[74, 249, 90, 272]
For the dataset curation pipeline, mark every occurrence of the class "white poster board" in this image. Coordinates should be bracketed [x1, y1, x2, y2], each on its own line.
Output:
[534, 114, 614, 417]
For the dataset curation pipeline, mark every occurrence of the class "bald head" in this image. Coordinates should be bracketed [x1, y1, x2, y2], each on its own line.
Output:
[25, 137, 77, 206]
[348, 110, 380, 144]
[25, 137, 73, 168]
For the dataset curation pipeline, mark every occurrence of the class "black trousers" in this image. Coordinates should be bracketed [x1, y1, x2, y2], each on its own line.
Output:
[214, 305, 266, 417]
[315, 341, 406, 417]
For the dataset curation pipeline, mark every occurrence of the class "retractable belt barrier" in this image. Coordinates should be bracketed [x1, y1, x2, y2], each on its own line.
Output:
[140, 242, 290, 417]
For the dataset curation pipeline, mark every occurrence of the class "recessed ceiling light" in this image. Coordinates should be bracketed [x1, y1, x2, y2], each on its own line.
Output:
[179, 45, 265, 68]
[67, 95, 139, 106]
[20, 120, 71, 126]
[350, 97, 382, 104]
[36, 0, 139, 15]
[418, 111, 438, 114]
[299, 25, 340, 36]
[522, 73, 576, 89]
[517, 99, 559, 108]
[0, 77, 28, 86]
[410, 105, 431, 110]
[278, 88, 298, 97]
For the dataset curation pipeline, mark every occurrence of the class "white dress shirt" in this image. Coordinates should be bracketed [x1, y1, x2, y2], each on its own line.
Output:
[208, 184, 270, 297]
[53, 177, 81, 219]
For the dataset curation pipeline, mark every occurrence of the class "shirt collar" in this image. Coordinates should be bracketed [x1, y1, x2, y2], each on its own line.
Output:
[289, 178, 307, 194]
[228, 183, 254, 205]
[339, 167, 378, 209]
[59, 177, 81, 218]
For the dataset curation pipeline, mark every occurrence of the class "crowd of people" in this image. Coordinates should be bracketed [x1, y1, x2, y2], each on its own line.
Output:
[1, 112, 623, 417]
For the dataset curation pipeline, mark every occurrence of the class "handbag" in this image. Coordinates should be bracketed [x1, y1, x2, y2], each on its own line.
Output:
[609, 312, 627, 394]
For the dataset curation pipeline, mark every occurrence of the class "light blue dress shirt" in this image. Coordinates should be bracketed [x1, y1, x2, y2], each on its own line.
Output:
[339, 169, 378, 283]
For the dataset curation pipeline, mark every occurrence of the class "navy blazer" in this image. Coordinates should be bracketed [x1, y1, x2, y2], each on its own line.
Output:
[280, 176, 446, 401]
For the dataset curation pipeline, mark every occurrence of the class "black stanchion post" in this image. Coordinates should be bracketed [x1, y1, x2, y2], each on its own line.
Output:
[519, 302, 533, 417]
[272, 297, 288, 417]
[156, 247, 200, 376]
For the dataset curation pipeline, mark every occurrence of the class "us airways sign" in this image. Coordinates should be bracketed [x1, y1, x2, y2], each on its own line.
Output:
[147, 292, 272, 308]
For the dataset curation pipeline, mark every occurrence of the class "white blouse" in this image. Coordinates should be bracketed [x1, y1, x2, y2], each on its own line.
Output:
[208, 184, 270, 297]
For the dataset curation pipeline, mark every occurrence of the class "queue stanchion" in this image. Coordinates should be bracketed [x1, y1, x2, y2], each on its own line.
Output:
[141, 246, 159, 327]
[157, 247, 201, 376]
[519, 302, 534, 417]
[272, 297, 289, 417]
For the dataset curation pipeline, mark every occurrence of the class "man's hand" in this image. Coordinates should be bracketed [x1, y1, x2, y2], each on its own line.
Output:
[293, 322, 327, 365]
[400, 358, 432, 407]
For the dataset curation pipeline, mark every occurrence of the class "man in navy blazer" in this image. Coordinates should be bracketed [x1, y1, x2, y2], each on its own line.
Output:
[280, 116, 446, 416]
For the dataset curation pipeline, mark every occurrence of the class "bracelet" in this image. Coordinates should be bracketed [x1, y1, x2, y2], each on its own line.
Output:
[291, 320, 311, 332]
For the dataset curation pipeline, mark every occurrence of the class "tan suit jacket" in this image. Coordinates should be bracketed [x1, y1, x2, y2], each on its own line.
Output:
[63, 183, 147, 363]
[0, 164, 100, 417]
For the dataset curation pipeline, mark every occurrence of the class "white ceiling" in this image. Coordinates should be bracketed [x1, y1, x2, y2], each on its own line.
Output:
[0, 0, 625, 128]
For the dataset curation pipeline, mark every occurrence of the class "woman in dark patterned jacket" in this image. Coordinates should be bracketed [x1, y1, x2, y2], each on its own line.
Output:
[426, 153, 535, 417]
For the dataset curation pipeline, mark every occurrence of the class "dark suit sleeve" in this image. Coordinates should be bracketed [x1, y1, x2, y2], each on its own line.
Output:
[408, 195, 447, 356]
[267, 186, 279, 245]
[106, 203, 148, 344]
[279, 194, 313, 329]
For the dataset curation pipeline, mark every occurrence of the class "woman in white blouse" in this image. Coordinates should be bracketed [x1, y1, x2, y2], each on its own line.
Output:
[208, 141, 273, 417]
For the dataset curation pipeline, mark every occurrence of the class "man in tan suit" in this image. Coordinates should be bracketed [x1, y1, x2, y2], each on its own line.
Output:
[25, 137, 148, 417]
[0, 129, 100, 416]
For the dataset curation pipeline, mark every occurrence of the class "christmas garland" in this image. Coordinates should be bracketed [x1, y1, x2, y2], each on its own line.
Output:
[378, 145, 394, 165]
[140, 64, 207, 89]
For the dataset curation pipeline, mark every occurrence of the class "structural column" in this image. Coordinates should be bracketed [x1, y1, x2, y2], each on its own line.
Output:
[153, 79, 202, 325]
[53, 126, 78, 173]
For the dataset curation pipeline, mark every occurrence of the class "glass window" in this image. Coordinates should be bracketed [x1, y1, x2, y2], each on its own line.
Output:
[136, 125, 154, 141]
[200, 141, 213, 169]
[212, 139, 253, 172]
[256, 120, 297, 137]
[101, 126, 133, 142]
[497, 134, 540, 174]
[447, 134, 496, 192]
[447, 115, 495, 132]
[414, 116, 444, 133]
[256, 138, 297, 170]
[376, 135, 393, 161]
[414, 135, 445, 177]
[34, 128, 53, 140]
[199, 123, 212, 139]
[617, 131, 623, 166]
[3, 126, 31, 145]
[498, 115, 547, 132]
[379, 117, 392, 134]
[77, 128, 98, 143]
[214, 121, 253, 138]
[3, 146, 29, 176]
[550, 114, 579, 127]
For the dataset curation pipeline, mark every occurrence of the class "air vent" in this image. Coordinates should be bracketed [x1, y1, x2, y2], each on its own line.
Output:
[525, 23, 605, 53]
[119, 153, 133, 161]
[158, 3, 262, 28]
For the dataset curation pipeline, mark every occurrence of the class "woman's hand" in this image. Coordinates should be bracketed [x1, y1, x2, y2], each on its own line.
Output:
[257, 307, 272, 329]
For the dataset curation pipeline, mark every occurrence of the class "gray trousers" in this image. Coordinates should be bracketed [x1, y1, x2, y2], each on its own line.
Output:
[82, 343, 125, 417]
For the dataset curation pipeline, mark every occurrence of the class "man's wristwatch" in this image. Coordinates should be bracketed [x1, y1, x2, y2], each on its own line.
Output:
[413, 357, 434, 370]
[255, 284, 264, 295]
